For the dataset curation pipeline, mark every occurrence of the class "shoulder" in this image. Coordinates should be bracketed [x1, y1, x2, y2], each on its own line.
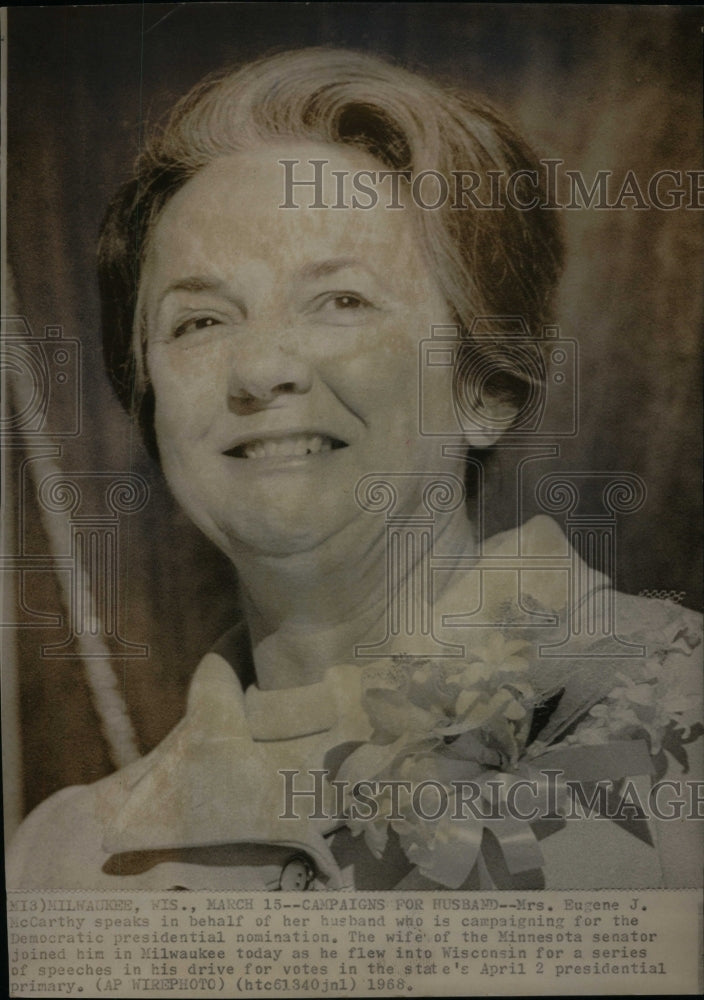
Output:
[6, 717, 188, 890]
[483, 514, 572, 557]
[595, 589, 701, 685]
[6, 773, 125, 889]
[485, 515, 701, 632]
[6, 651, 245, 890]
[611, 588, 701, 638]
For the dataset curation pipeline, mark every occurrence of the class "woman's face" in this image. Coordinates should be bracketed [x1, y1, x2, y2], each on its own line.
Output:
[141, 142, 464, 559]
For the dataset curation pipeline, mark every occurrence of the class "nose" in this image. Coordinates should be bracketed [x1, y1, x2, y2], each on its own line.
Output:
[227, 341, 313, 413]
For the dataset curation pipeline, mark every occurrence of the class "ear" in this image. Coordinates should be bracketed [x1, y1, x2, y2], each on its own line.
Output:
[461, 397, 519, 448]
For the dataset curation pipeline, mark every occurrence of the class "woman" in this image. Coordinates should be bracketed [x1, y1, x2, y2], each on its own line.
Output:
[8, 48, 701, 891]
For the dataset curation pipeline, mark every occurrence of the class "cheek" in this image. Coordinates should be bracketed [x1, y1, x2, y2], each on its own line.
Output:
[346, 314, 437, 399]
[148, 345, 225, 445]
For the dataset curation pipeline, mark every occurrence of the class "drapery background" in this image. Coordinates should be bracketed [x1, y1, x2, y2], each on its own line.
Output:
[4, 3, 702, 827]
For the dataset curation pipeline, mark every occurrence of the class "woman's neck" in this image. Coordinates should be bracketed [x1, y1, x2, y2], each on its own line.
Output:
[233, 508, 477, 689]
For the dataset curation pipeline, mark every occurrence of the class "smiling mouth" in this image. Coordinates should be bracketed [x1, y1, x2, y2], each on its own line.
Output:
[225, 434, 348, 460]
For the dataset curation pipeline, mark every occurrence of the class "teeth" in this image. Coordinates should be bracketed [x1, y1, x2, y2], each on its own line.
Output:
[239, 434, 339, 459]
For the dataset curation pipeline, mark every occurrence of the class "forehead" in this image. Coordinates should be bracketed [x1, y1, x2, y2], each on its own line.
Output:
[143, 142, 426, 282]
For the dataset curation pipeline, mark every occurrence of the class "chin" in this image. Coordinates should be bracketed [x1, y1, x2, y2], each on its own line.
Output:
[214, 509, 356, 561]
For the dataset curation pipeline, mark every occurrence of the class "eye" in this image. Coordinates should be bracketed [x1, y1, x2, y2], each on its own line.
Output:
[331, 294, 364, 310]
[172, 315, 222, 339]
[313, 292, 376, 324]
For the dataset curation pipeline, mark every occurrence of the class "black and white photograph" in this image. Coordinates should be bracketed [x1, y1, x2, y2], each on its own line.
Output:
[2, 3, 702, 996]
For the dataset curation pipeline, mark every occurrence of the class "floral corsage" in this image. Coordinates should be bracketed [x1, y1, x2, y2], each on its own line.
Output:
[335, 626, 701, 889]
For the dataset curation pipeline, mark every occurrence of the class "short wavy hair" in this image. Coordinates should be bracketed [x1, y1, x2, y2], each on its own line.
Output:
[98, 47, 563, 457]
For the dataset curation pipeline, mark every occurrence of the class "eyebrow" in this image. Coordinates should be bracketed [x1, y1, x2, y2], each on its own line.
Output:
[155, 277, 248, 318]
[159, 276, 225, 298]
[298, 257, 375, 281]
[155, 258, 377, 311]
